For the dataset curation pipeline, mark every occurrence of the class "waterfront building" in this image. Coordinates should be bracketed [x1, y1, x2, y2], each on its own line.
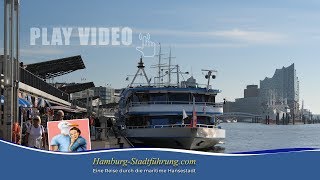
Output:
[224, 64, 300, 120]
[71, 89, 94, 99]
[244, 85, 259, 98]
[260, 63, 299, 117]
[224, 85, 261, 115]
[181, 76, 197, 88]
[91, 86, 116, 105]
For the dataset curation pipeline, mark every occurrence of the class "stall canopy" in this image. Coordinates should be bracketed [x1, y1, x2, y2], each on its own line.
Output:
[25, 55, 85, 79]
[37, 97, 52, 108]
[50, 105, 87, 113]
[1, 95, 33, 108]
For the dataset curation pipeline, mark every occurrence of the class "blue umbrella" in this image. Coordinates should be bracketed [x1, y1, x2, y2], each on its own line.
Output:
[20, 98, 33, 108]
[0, 95, 32, 108]
[18, 98, 28, 107]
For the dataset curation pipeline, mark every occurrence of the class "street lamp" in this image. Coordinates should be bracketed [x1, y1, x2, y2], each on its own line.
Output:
[0, 74, 4, 89]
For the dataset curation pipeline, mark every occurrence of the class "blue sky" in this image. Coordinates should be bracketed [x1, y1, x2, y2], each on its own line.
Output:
[1, 0, 320, 113]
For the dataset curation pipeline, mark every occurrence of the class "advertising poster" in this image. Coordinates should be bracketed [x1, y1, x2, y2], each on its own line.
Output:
[1, 0, 320, 180]
[47, 119, 91, 152]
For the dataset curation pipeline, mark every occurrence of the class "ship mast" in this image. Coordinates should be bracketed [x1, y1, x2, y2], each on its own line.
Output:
[152, 43, 165, 87]
[152, 46, 189, 87]
[129, 57, 150, 87]
[164, 47, 175, 86]
[157, 43, 162, 86]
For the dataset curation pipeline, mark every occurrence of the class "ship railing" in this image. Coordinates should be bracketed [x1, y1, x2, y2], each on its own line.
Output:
[128, 83, 212, 89]
[129, 101, 223, 107]
[126, 124, 217, 129]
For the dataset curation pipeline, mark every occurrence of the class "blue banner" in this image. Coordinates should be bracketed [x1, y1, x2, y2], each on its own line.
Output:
[1, 140, 319, 180]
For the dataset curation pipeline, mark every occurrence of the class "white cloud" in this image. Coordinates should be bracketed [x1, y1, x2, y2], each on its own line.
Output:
[211, 29, 286, 44]
[134, 28, 287, 44]
[160, 43, 247, 48]
[20, 47, 65, 56]
[1, 47, 64, 56]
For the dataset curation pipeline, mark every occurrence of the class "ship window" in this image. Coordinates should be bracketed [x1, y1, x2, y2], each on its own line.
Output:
[197, 116, 211, 124]
[151, 118, 169, 125]
[168, 93, 189, 102]
[149, 116, 189, 125]
[207, 95, 216, 103]
[193, 94, 205, 102]
[132, 93, 149, 102]
[150, 93, 167, 102]
[204, 95, 209, 102]
[139, 94, 149, 102]
[127, 116, 150, 126]
[132, 94, 139, 102]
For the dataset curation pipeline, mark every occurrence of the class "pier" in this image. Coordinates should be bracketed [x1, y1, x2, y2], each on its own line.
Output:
[220, 112, 263, 123]
[91, 120, 133, 149]
[219, 112, 320, 125]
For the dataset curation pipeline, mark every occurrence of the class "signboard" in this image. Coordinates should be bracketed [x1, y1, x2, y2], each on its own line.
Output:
[47, 119, 91, 152]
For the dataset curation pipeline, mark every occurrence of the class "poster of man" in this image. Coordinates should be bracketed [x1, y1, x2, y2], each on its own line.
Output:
[47, 119, 91, 152]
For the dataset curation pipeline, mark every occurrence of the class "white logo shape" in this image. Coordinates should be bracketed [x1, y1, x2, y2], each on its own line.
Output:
[136, 33, 156, 58]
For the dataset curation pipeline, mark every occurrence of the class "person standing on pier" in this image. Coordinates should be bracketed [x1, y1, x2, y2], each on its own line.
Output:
[25, 116, 46, 149]
[55, 110, 64, 121]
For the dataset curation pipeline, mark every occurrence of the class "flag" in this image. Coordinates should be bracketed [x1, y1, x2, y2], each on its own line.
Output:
[182, 109, 188, 119]
[192, 96, 197, 127]
[182, 109, 188, 125]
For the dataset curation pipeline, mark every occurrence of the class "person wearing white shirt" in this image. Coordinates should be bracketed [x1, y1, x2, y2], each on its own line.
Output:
[25, 116, 46, 149]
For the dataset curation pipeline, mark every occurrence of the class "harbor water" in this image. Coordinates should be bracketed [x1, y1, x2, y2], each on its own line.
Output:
[219, 123, 320, 153]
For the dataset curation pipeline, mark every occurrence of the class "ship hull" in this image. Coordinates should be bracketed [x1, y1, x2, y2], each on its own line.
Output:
[125, 127, 225, 150]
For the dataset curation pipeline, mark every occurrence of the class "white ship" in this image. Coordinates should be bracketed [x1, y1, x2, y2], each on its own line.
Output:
[118, 51, 225, 150]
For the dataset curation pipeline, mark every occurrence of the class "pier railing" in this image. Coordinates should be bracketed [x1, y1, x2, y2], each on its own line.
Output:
[130, 101, 223, 107]
[126, 124, 217, 129]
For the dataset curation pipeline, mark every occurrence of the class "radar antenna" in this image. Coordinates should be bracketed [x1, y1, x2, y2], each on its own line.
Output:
[201, 69, 218, 90]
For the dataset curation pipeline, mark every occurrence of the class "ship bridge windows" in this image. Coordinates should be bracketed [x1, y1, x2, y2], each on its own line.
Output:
[206, 95, 216, 103]
[193, 94, 205, 102]
[168, 93, 190, 102]
[150, 93, 167, 102]
[130, 92, 216, 104]
[132, 93, 149, 103]
[193, 94, 216, 103]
